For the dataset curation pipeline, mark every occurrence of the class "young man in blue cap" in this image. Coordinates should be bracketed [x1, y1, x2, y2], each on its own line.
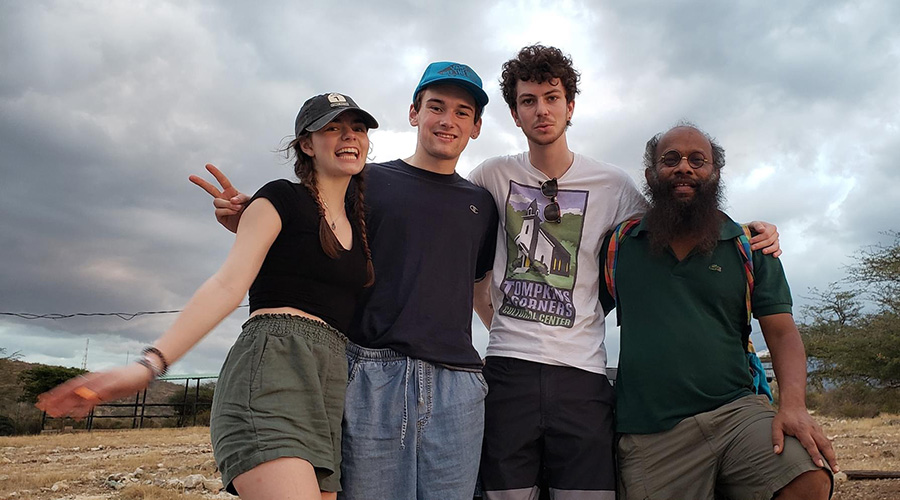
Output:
[337, 62, 497, 500]
[191, 62, 498, 499]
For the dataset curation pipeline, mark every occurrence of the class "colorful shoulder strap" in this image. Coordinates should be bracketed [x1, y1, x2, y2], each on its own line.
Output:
[735, 223, 755, 338]
[604, 218, 641, 313]
[736, 223, 773, 401]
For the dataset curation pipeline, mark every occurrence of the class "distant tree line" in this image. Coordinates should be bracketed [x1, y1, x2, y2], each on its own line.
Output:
[798, 231, 900, 416]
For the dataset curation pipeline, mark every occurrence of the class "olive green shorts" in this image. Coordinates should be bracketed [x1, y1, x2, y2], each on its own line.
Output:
[618, 395, 833, 500]
[210, 314, 348, 494]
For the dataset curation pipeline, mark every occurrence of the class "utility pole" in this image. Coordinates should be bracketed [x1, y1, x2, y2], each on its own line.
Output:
[81, 338, 89, 370]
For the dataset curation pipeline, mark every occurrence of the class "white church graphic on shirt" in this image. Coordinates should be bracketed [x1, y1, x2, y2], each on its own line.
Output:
[499, 181, 588, 328]
[514, 199, 571, 276]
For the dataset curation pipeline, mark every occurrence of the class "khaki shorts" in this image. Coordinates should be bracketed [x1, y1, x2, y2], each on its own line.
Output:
[210, 314, 348, 494]
[618, 395, 833, 500]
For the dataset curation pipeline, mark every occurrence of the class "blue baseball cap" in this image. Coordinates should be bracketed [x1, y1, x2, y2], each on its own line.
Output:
[412, 62, 489, 110]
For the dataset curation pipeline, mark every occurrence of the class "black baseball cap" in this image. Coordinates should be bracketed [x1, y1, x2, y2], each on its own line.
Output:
[294, 93, 379, 137]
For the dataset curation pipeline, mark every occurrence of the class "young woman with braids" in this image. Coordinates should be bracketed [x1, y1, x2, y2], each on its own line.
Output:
[36, 93, 378, 500]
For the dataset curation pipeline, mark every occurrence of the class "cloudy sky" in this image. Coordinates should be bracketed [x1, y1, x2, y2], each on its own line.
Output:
[2, 0, 898, 376]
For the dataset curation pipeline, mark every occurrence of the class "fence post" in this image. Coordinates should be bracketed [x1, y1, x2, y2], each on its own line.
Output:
[192, 378, 200, 426]
[138, 389, 148, 428]
[179, 379, 190, 427]
[131, 392, 140, 429]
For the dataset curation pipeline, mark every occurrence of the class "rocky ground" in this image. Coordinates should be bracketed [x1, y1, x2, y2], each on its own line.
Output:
[1, 415, 899, 499]
[822, 414, 900, 500]
[0, 427, 224, 499]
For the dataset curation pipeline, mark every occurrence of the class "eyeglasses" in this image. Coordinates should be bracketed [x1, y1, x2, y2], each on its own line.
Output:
[658, 150, 710, 169]
[540, 178, 561, 223]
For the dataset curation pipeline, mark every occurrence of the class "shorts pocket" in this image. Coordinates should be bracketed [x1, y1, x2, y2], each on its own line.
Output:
[346, 352, 361, 384]
[475, 372, 489, 395]
[249, 332, 271, 394]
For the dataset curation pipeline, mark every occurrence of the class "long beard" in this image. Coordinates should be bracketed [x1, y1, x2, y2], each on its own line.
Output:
[643, 172, 725, 255]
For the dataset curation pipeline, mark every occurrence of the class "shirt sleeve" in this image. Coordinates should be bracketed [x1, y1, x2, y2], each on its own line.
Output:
[249, 179, 295, 227]
[751, 250, 793, 318]
[467, 161, 487, 188]
[475, 194, 499, 281]
[613, 174, 649, 225]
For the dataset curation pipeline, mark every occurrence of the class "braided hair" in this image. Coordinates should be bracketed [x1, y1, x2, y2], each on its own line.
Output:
[287, 135, 375, 287]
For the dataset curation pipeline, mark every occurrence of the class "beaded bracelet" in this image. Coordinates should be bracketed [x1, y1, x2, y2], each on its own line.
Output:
[137, 357, 162, 379]
[140, 346, 169, 378]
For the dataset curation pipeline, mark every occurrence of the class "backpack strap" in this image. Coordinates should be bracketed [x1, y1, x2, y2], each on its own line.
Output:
[735, 223, 755, 348]
[735, 223, 773, 401]
[605, 218, 641, 326]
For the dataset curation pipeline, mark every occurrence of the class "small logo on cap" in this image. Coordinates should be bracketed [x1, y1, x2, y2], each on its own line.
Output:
[439, 64, 474, 78]
[328, 93, 349, 107]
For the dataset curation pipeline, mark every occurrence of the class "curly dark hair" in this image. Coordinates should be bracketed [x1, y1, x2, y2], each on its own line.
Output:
[643, 121, 726, 175]
[500, 44, 581, 112]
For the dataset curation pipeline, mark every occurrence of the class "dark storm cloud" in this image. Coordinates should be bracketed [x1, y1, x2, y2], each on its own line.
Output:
[1, 0, 897, 370]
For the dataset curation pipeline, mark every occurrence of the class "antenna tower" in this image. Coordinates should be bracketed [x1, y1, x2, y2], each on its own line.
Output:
[81, 338, 89, 370]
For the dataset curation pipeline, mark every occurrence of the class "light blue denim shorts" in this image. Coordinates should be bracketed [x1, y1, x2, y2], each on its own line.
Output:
[340, 342, 488, 500]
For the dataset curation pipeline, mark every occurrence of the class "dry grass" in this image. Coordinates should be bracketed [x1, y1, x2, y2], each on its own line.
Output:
[0, 427, 222, 500]
[1, 417, 899, 499]
[816, 414, 900, 500]
[113, 484, 210, 499]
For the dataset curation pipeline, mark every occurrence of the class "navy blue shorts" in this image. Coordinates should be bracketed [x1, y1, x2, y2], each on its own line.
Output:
[480, 356, 617, 499]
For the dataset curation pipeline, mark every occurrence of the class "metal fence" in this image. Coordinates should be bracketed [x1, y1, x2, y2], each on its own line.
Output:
[41, 374, 218, 431]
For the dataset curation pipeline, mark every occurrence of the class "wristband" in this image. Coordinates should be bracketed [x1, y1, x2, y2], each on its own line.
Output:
[137, 357, 163, 379]
[140, 346, 169, 378]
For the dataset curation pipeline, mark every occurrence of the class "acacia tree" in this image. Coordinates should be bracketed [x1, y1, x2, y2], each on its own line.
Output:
[18, 365, 88, 404]
[0, 347, 22, 361]
[849, 231, 900, 311]
[799, 232, 900, 389]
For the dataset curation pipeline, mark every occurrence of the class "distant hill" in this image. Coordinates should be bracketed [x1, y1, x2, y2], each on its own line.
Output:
[0, 357, 213, 434]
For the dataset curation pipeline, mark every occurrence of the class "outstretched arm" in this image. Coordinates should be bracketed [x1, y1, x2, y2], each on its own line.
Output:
[759, 313, 838, 472]
[189, 164, 251, 234]
[747, 221, 781, 258]
[37, 200, 280, 418]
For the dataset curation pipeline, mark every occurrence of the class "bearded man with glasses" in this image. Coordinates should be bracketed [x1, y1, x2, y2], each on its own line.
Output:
[599, 124, 836, 500]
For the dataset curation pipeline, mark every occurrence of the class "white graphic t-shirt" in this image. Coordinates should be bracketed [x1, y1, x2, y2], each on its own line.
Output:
[469, 152, 647, 374]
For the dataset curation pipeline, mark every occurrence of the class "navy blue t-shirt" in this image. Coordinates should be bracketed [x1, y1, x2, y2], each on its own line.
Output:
[348, 160, 499, 369]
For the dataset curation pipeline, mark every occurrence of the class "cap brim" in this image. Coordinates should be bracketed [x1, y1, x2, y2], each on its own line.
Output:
[448, 79, 490, 108]
[306, 107, 379, 132]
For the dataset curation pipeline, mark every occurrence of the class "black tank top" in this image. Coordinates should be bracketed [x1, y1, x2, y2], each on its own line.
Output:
[248, 179, 367, 333]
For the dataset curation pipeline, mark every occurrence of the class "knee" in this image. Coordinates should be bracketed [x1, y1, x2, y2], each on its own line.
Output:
[775, 469, 832, 500]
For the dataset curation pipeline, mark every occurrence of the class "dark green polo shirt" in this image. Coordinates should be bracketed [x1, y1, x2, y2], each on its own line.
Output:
[600, 215, 793, 434]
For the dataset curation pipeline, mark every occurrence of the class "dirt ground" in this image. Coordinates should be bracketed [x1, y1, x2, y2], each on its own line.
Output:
[1, 414, 898, 499]
[820, 414, 900, 500]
